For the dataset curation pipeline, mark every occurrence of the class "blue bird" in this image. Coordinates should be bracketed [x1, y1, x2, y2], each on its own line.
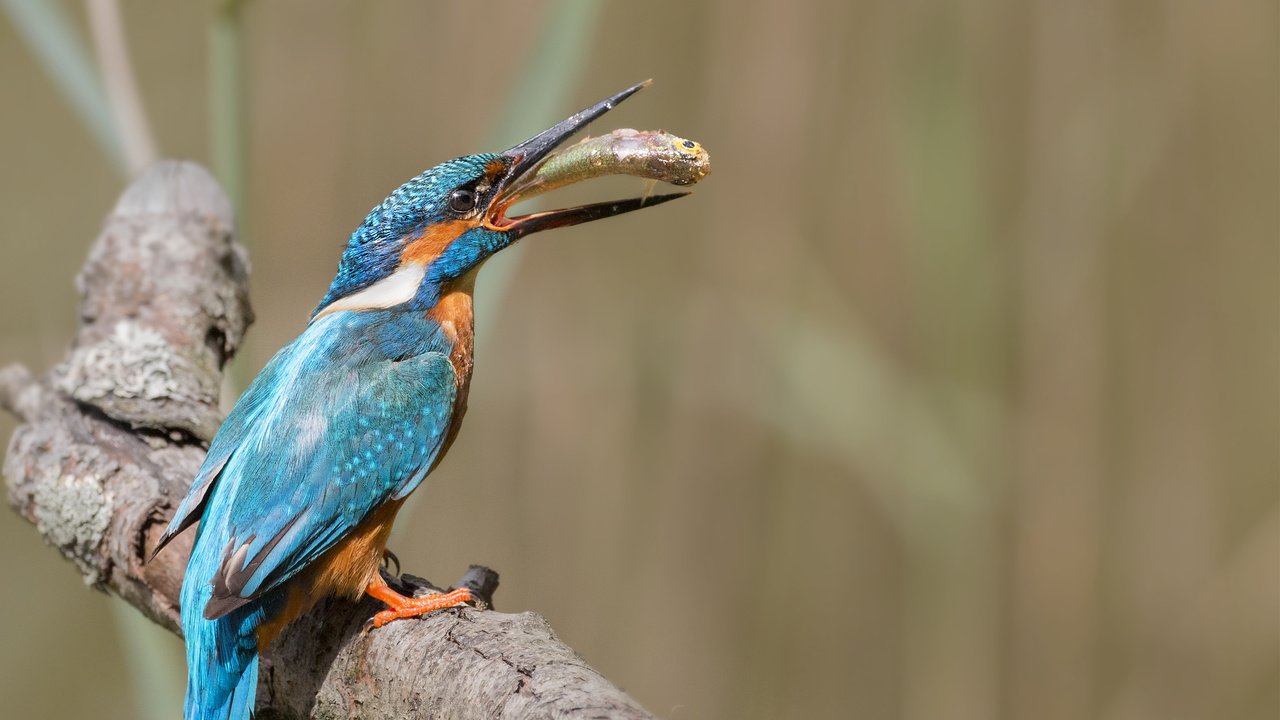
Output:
[151, 81, 685, 720]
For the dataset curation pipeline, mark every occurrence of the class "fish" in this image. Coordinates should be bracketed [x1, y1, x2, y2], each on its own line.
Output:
[511, 128, 711, 201]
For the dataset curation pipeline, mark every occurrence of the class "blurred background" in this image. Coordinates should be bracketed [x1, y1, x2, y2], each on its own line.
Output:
[0, 1, 1276, 718]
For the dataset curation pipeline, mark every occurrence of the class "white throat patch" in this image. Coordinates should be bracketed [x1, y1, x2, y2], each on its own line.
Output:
[312, 263, 426, 320]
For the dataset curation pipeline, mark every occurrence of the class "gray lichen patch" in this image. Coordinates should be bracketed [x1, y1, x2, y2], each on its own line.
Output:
[57, 320, 208, 405]
[53, 319, 224, 438]
[30, 445, 116, 586]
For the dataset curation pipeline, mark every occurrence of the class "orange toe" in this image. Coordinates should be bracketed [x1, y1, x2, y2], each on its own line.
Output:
[366, 574, 472, 628]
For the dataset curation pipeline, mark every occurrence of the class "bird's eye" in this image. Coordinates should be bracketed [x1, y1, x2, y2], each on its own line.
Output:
[449, 189, 477, 213]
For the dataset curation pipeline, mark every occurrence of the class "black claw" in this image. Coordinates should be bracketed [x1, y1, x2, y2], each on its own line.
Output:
[378, 545, 399, 573]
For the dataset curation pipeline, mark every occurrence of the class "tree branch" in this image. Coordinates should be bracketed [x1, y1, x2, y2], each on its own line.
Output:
[1, 161, 652, 719]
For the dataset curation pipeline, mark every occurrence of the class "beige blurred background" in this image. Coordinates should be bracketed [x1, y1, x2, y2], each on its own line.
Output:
[1, 1, 1276, 719]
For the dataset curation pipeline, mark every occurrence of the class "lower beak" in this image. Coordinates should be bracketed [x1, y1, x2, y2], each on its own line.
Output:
[484, 80, 687, 238]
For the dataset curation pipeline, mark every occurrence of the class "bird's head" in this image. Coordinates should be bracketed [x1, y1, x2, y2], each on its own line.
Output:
[313, 81, 683, 319]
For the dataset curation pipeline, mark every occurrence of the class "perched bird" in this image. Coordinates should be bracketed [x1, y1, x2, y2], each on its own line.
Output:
[151, 82, 685, 720]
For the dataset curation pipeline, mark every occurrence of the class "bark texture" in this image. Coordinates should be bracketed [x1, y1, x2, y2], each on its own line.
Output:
[1, 161, 651, 720]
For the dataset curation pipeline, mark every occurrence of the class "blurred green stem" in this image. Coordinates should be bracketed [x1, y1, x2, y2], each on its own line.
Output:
[889, 28, 1004, 720]
[210, 0, 248, 239]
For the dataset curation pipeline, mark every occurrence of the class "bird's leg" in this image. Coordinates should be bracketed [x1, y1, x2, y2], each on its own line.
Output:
[365, 571, 471, 628]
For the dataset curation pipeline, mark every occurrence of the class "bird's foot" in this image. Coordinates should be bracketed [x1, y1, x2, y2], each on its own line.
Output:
[370, 588, 472, 628]
[365, 573, 471, 628]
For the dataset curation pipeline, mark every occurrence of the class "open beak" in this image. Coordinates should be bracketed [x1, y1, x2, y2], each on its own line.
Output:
[484, 80, 687, 238]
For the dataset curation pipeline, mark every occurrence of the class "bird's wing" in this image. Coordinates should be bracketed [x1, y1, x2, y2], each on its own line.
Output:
[154, 354, 280, 556]
[174, 330, 457, 620]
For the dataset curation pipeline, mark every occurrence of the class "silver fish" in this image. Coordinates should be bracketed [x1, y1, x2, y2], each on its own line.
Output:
[514, 128, 711, 201]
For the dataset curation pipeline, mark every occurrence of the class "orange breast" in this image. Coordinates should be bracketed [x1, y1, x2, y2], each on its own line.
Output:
[255, 498, 405, 648]
[427, 272, 478, 461]
[427, 274, 476, 388]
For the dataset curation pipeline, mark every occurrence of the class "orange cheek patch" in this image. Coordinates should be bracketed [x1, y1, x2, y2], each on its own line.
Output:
[485, 159, 506, 178]
[400, 219, 474, 265]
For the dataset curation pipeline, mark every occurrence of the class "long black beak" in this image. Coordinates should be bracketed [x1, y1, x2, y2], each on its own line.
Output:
[501, 80, 648, 180]
[487, 80, 687, 238]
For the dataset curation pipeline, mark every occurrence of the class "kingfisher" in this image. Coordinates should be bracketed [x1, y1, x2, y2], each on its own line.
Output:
[151, 81, 685, 720]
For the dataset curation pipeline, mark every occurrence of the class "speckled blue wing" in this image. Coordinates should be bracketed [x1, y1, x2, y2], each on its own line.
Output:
[158, 314, 457, 619]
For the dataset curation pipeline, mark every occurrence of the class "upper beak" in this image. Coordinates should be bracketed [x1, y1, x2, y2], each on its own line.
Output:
[485, 80, 687, 237]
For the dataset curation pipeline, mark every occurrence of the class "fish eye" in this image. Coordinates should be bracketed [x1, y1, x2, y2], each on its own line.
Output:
[675, 139, 701, 154]
[449, 189, 477, 213]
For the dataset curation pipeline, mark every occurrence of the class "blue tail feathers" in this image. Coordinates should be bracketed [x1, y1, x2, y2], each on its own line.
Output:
[181, 588, 272, 720]
[182, 516, 280, 720]
[183, 648, 258, 720]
